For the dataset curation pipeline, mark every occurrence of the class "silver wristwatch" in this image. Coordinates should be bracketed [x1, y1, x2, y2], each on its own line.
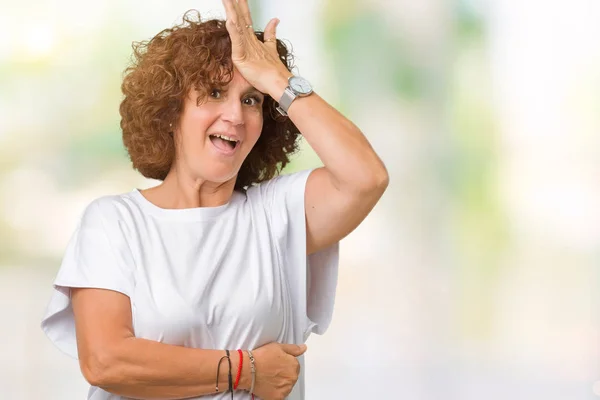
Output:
[275, 75, 313, 116]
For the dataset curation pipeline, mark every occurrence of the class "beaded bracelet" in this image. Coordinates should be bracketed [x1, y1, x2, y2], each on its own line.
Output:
[247, 349, 256, 400]
[234, 349, 243, 389]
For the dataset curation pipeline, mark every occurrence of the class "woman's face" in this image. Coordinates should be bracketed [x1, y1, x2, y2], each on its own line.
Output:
[173, 68, 265, 185]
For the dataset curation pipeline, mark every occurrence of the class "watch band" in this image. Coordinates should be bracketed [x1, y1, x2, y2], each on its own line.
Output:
[275, 87, 296, 116]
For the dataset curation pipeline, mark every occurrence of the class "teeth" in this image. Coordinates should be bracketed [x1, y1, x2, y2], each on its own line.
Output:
[213, 134, 239, 142]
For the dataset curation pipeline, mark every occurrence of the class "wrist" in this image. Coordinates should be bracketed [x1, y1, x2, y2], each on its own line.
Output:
[265, 70, 292, 101]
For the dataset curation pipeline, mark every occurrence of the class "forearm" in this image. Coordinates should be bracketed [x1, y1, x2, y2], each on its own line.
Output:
[267, 77, 389, 192]
[84, 337, 250, 399]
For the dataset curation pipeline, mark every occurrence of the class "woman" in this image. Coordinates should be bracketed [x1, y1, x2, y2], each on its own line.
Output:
[41, 1, 388, 399]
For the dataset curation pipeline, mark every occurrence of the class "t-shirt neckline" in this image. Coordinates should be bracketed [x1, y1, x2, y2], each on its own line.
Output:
[129, 188, 241, 221]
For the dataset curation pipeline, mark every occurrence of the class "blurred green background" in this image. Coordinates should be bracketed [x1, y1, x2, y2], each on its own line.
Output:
[1, 0, 599, 398]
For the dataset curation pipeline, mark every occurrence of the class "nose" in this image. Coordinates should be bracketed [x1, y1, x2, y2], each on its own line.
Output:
[221, 97, 244, 126]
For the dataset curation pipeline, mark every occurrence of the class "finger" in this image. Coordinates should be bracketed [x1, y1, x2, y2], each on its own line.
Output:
[280, 343, 307, 356]
[222, 0, 245, 50]
[263, 18, 279, 48]
[232, 0, 254, 36]
[222, 0, 239, 26]
[236, 0, 254, 27]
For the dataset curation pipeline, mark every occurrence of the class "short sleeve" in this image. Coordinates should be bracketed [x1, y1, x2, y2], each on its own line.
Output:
[41, 197, 136, 359]
[254, 169, 339, 341]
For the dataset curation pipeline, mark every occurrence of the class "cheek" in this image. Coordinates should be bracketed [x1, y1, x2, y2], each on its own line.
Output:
[241, 112, 263, 147]
[193, 108, 218, 128]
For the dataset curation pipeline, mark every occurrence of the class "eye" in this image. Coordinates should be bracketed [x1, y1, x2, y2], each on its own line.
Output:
[210, 88, 222, 99]
[243, 96, 262, 106]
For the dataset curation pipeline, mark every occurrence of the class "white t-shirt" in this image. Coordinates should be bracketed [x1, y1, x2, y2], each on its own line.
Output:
[41, 169, 339, 400]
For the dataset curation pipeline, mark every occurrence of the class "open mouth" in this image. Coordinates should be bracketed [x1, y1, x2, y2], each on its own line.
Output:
[209, 134, 239, 154]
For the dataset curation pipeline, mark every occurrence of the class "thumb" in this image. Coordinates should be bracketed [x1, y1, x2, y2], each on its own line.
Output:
[280, 343, 307, 356]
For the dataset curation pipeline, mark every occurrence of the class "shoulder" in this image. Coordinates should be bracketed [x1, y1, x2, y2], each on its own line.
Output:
[245, 169, 313, 204]
[242, 170, 314, 232]
[80, 191, 138, 230]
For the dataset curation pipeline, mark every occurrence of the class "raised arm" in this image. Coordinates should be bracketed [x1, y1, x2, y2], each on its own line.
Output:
[221, 0, 389, 256]
[280, 93, 388, 255]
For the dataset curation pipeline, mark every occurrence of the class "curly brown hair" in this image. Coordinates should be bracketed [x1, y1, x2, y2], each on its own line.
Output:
[119, 10, 301, 190]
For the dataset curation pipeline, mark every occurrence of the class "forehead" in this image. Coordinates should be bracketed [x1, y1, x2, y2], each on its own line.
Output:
[226, 69, 253, 91]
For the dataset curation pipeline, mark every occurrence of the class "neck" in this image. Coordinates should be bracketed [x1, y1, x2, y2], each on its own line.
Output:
[144, 168, 237, 210]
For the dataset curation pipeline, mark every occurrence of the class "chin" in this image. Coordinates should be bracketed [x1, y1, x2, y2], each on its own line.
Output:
[198, 164, 240, 185]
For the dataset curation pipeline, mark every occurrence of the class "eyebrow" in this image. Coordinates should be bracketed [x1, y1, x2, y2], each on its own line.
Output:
[241, 87, 264, 97]
[212, 85, 265, 98]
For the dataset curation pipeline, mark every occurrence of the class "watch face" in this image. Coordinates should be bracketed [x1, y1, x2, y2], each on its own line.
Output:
[289, 76, 313, 95]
